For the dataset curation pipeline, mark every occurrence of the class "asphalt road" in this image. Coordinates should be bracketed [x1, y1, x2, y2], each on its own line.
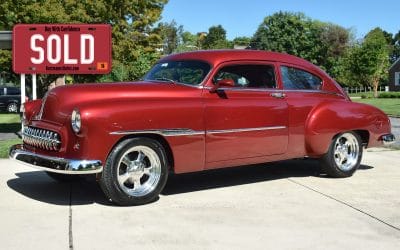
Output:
[1, 149, 399, 249]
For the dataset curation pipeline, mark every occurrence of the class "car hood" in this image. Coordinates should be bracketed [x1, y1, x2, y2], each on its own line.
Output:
[38, 81, 200, 124]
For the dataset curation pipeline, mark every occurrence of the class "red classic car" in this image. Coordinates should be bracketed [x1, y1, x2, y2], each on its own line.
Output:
[10, 50, 395, 205]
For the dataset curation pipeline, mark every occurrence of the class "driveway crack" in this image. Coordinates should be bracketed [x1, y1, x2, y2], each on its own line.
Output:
[287, 178, 400, 232]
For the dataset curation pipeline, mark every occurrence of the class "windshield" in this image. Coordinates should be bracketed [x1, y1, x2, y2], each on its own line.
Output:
[144, 60, 211, 85]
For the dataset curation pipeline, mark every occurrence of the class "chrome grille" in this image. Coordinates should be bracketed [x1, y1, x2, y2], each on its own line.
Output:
[23, 127, 61, 151]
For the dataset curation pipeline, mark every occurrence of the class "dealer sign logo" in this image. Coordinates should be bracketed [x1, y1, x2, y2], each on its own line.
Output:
[12, 24, 111, 74]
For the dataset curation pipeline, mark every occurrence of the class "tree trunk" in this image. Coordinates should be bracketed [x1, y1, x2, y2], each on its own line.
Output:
[373, 80, 379, 98]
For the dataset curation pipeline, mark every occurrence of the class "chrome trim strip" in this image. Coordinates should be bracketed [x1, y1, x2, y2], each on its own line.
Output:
[110, 129, 205, 137]
[110, 126, 287, 137]
[147, 80, 205, 89]
[207, 126, 287, 134]
[204, 86, 342, 96]
[9, 144, 103, 174]
[204, 86, 279, 92]
[283, 89, 342, 96]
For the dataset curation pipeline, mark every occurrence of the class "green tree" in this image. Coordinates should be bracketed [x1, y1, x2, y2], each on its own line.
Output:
[390, 30, 400, 64]
[251, 12, 320, 62]
[157, 20, 183, 55]
[319, 23, 351, 76]
[175, 31, 200, 52]
[338, 28, 390, 97]
[250, 12, 350, 75]
[202, 25, 231, 49]
[232, 36, 251, 47]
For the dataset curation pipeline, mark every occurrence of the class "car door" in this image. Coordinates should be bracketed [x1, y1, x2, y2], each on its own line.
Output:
[203, 61, 289, 168]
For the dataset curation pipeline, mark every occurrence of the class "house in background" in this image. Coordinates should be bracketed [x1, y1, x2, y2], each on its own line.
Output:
[389, 58, 400, 91]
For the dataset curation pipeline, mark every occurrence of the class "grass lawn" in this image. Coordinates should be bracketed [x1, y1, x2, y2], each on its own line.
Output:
[0, 113, 20, 123]
[353, 98, 400, 116]
[0, 113, 22, 158]
[0, 138, 21, 158]
[0, 113, 21, 133]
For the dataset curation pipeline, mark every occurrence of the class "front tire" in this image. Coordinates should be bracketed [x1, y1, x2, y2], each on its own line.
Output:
[99, 137, 169, 206]
[320, 131, 363, 178]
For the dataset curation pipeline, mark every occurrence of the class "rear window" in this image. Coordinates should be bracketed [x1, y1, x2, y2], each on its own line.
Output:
[280, 66, 322, 90]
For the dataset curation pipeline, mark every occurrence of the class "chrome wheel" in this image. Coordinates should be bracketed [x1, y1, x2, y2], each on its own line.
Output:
[7, 103, 18, 113]
[333, 133, 360, 171]
[116, 145, 162, 197]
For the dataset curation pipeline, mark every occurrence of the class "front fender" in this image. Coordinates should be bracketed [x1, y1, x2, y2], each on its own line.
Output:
[304, 100, 390, 156]
[70, 98, 205, 173]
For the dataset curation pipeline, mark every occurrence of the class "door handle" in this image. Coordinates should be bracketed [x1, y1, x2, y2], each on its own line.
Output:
[270, 92, 286, 99]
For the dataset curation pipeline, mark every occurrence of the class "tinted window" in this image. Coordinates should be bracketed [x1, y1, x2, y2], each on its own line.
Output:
[144, 60, 211, 85]
[0, 88, 4, 95]
[6, 87, 20, 95]
[214, 64, 276, 88]
[281, 66, 322, 90]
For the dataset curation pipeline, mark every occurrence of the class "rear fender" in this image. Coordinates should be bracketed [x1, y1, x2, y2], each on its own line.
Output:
[304, 100, 390, 156]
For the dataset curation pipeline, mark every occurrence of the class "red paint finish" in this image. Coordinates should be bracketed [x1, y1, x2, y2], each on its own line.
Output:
[203, 88, 288, 165]
[21, 50, 392, 174]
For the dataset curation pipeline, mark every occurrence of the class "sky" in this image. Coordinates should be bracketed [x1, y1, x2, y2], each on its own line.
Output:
[161, 0, 400, 40]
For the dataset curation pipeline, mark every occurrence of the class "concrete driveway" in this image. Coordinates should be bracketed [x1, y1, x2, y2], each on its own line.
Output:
[1, 149, 399, 250]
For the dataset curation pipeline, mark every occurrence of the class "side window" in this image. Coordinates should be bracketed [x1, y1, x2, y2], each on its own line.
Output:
[0, 88, 4, 95]
[280, 66, 322, 90]
[214, 64, 276, 89]
[147, 61, 210, 85]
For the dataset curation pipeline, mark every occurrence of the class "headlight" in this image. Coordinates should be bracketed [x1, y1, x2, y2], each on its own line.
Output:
[71, 109, 81, 133]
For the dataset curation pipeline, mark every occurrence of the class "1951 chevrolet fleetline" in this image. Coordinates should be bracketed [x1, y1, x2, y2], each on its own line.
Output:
[10, 50, 395, 206]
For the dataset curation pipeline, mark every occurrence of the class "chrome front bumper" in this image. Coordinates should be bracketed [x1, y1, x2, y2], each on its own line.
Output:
[9, 144, 103, 174]
[382, 134, 396, 145]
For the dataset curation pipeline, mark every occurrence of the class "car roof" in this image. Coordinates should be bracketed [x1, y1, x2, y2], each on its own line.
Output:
[160, 49, 317, 68]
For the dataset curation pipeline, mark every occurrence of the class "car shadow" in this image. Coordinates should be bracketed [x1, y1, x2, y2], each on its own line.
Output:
[7, 171, 112, 206]
[164, 159, 339, 195]
[7, 159, 374, 206]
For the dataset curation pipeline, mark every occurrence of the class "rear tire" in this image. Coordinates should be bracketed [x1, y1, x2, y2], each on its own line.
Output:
[99, 137, 168, 206]
[320, 131, 362, 178]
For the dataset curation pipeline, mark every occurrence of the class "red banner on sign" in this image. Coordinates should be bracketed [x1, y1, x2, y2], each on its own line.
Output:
[12, 24, 112, 74]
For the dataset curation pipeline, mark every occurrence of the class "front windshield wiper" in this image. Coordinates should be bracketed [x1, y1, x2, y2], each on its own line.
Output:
[153, 77, 175, 84]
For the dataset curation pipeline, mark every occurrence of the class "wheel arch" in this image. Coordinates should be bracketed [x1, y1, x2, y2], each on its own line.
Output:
[352, 130, 370, 147]
[108, 133, 175, 172]
[304, 100, 376, 157]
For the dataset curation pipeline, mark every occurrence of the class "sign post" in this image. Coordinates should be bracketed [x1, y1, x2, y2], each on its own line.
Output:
[20, 74, 25, 105]
[32, 74, 37, 100]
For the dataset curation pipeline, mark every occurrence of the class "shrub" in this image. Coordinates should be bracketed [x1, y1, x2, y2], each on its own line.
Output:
[378, 92, 400, 98]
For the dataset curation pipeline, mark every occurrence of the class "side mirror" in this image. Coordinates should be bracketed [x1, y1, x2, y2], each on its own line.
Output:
[210, 79, 235, 93]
